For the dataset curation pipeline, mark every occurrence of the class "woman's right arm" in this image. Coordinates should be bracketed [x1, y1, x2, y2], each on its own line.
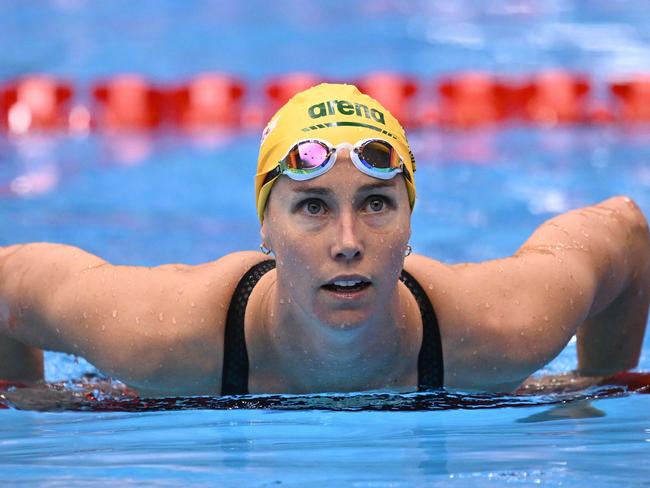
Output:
[0, 243, 267, 395]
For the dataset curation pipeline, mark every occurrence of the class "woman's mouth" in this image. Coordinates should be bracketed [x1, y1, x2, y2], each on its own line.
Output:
[321, 278, 372, 298]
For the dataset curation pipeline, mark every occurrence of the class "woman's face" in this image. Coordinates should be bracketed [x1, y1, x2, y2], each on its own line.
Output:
[261, 149, 412, 329]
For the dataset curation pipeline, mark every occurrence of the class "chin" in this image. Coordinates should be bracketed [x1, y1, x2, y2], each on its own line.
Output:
[313, 307, 374, 331]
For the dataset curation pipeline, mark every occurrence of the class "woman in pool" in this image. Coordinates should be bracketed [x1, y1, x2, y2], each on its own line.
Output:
[1, 83, 649, 396]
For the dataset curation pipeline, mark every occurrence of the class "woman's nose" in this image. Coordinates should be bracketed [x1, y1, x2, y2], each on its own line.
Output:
[330, 211, 364, 262]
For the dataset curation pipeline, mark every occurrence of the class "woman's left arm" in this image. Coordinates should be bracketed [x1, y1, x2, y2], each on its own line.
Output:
[573, 197, 650, 376]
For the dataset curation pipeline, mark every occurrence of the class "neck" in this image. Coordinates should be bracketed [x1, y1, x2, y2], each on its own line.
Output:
[260, 282, 417, 393]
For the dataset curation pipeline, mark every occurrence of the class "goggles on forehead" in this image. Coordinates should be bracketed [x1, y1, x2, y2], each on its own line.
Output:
[262, 138, 413, 185]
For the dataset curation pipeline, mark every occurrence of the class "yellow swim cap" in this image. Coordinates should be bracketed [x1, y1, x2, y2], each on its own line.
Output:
[255, 83, 416, 223]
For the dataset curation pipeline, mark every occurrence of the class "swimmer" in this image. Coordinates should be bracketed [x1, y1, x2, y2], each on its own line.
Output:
[1, 83, 649, 397]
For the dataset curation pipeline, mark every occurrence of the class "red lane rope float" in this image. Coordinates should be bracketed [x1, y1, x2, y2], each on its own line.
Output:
[356, 72, 420, 128]
[0, 75, 75, 133]
[167, 73, 246, 130]
[601, 371, 650, 393]
[262, 72, 326, 121]
[610, 75, 650, 123]
[2, 71, 650, 134]
[92, 74, 166, 131]
[517, 70, 592, 125]
[436, 71, 513, 128]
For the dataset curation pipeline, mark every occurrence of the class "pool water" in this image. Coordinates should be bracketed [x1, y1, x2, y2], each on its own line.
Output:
[1, 0, 650, 486]
[2, 395, 648, 486]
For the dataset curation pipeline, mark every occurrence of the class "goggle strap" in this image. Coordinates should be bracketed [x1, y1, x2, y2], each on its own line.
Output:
[263, 166, 282, 185]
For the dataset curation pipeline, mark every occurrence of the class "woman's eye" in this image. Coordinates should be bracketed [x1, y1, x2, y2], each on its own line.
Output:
[303, 199, 325, 215]
[366, 197, 385, 212]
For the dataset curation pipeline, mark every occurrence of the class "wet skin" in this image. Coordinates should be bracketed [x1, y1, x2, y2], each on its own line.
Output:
[249, 150, 422, 392]
[0, 164, 649, 395]
[262, 149, 411, 329]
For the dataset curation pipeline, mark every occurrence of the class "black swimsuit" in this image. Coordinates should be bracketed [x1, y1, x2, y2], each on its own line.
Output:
[221, 260, 444, 395]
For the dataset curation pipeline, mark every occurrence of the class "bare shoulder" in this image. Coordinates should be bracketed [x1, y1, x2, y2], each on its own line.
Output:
[45, 248, 273, 396]
[403, 251, 592, 392]
[170, 250, 272, 327]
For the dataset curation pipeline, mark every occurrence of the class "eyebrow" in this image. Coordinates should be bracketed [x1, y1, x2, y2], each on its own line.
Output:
[291, 180, 397, 196]
[357, 180, 398, 193]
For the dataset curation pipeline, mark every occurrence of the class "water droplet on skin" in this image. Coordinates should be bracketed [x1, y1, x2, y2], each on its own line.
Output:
[172, 317, 177, 325]
[544, 315, 549, 322]
[112, 310, 118, 319]
[200, 317, 205, 323]
[55, 327, 61, 335]
[82, 312, 88, 319]
[484, 302, 491, 309]
[544, 283, 549, 292]
[569, 298, 574, 307]
[177, 288, 184, 295]
[101, 324, 105, 331]
[280, 298, 285, 304]
[428, 284, 433, 290]
[158, 312, 164, 322]
[515, 299, 520, 306]
[135, 317, 140, 324]
[190, 302, 196, 308]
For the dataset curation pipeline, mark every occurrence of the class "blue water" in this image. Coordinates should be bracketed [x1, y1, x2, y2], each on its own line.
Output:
[1, 0, 650, 485]
[2, 396, 648, 486]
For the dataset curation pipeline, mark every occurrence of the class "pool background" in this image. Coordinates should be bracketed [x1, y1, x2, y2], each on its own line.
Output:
[1, 0, 650, 485]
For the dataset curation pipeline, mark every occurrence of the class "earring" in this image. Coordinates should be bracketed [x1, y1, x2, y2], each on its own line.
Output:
[259, 243, 272, 255]
[403, 244, 412, 257]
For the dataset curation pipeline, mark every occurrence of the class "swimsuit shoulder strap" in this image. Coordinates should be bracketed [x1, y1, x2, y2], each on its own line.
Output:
[221, 261, 443, 395]
[221, 259, 276, 395]
[399, 269, 445, 390]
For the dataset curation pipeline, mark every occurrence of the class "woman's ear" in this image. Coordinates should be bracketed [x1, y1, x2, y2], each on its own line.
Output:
[260, 218, 271, 251]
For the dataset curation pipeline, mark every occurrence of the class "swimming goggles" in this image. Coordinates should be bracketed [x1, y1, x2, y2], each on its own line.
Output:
[263, 138, 412, 184]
